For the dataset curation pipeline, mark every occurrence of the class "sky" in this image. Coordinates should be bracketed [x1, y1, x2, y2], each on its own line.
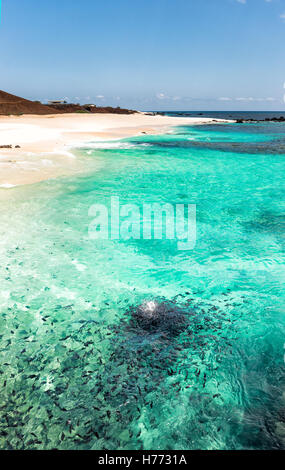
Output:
[0, 0, 285, 111]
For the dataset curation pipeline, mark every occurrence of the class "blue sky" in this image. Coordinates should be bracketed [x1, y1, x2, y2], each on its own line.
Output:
[0, 0, 285, 110]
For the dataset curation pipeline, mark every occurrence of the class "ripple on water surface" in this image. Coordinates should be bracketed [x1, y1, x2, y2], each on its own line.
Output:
[0, 121, 284, 449]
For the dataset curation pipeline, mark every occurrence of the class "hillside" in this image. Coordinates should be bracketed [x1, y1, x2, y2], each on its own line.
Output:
[0, 90, 136, 115]
[0, 90, 61, 115]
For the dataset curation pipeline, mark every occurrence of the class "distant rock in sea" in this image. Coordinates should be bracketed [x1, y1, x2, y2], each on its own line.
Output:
[236, 116, 285, 123]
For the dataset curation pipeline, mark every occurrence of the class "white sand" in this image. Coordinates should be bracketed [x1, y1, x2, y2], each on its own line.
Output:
[0, 113, 230, 186]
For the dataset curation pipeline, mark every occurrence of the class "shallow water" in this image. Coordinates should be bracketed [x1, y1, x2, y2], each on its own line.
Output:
[0, 121, 284, 450]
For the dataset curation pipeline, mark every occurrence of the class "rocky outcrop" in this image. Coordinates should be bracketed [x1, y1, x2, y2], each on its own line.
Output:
[46, 103, 136, 114]
[236, 116, 285, 123]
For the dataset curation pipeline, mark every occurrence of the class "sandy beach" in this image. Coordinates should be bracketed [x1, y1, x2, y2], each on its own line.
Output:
[0, 113, 229, 186]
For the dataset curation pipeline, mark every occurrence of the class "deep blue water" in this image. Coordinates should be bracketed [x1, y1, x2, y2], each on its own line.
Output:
[158, 111, 285, 121]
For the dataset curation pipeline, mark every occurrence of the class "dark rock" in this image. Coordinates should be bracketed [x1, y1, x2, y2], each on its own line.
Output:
[238, 116, 285, 123]
[272, 116, 285, 122]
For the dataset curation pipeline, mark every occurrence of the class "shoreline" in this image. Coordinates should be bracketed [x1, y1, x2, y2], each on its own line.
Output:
[0, 113, 231, 187]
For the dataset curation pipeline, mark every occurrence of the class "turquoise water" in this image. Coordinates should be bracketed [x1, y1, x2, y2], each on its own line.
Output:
[0, 121, 284, 450]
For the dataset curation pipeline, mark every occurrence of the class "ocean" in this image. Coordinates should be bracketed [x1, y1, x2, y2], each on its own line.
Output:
[0, 115, 284, 450]
[161, 110, 285, 121]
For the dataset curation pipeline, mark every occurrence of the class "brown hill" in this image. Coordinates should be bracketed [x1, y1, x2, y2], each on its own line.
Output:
[0, 90, 136, 115]
[0, 90, 61, 115]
